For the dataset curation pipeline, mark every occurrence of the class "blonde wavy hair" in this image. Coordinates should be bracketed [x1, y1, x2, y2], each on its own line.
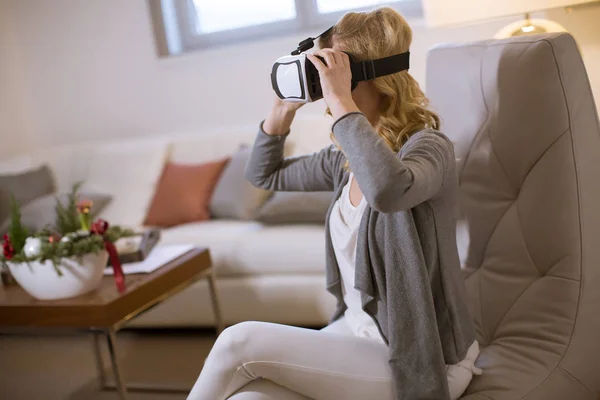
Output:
[319, 7, 440, 153]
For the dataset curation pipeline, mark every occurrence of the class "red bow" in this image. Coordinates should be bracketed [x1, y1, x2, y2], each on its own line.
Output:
[91, 219, 126, 293]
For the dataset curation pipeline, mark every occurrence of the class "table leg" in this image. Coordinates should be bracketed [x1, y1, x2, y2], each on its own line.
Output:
[91, 331, 107, 388]
[93, 328, 190, 394]
[106, 328, 128, 400]
[207, 271, 224, 335]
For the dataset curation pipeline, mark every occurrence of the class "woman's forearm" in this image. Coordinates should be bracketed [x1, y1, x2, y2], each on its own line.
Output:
[245, 125, 338, 192]
[328, 97, 361, 122]
[263, 106, 297, 136]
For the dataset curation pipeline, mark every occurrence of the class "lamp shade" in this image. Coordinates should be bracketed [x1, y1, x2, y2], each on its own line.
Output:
[422, 0, 598, 27]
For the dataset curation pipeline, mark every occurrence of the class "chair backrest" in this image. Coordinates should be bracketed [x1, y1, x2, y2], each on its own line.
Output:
[426, 33, 600, 399]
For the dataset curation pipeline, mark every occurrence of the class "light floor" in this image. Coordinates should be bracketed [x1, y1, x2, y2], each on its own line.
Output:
[0, 329, 216, 400]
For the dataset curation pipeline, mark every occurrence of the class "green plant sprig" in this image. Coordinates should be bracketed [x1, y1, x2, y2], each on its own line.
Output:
[1, 181, 136, 275]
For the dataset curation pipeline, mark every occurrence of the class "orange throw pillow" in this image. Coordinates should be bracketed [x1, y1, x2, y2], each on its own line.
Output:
[144, 158, 229, 227]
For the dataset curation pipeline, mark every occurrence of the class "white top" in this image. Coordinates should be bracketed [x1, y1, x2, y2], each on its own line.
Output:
[329, 173, 385, 343]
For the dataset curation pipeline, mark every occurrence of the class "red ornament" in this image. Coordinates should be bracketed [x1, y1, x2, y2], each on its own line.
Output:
[48, 233, 61, 244]
[2, 234, 14, 260]
[90, 219, 126, 293]
[91, 219, 109, 235]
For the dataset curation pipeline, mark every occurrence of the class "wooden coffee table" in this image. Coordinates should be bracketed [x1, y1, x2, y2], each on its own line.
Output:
[0, 247, 223, 399]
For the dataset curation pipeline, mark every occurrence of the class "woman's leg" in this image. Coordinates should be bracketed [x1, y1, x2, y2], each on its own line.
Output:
[227, 378, 311, 400]
[319, 316, 353, 335]
[226, 318, 357, 400]
[187, 320, 393, 400]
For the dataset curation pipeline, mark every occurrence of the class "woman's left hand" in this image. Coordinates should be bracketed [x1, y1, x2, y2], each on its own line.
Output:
[307, 50, 360, 119]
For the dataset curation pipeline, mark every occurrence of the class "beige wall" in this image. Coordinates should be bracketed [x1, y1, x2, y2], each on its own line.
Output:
[0, 1, 598, 157]
[0, 1, 31, 158]
[548, 6, 600, 102]
[423, 0, 597, 27]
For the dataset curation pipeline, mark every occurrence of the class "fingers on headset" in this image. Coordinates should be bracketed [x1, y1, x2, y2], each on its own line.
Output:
[320, 50, 337, 68]
[307, 54, 326, 72]
[326, 53, 338, 68]
[317, 49, 339, 65]
[330, 51, 343, 66]
[340, 52, 350, 68]
[333, 49, 348, 65]
[328, 49, 349, 69]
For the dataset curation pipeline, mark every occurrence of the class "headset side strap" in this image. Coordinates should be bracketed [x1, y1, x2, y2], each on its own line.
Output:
[351, 51, 411, 82]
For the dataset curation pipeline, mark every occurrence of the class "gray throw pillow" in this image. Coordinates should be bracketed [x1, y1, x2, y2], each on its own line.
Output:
[0, 165, 56, 223]
[257, 191, 334, 225]
[209, 146, 272, 220]
[0, 191, 113, 235]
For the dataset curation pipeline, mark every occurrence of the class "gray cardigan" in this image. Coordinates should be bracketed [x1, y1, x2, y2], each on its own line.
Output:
[245, 112, 475, 400]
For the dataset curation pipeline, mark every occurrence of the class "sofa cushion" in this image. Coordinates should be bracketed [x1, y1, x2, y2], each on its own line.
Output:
[127, 274, 335, 327]
[0, 165, 56, 224]
[228, 225, 326, 275]
[0, 165, 55, 205]
[257, 191, 334, 225]
[158, 220, 263, 274]
[158, 221, 325, 276]
[144, 159, 229, 227]
[209, 146, 271, 220]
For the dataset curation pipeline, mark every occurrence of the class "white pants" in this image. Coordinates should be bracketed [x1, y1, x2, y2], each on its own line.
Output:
[187, 318, 479, 400]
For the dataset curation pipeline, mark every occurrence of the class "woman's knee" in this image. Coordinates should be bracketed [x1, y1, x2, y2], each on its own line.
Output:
[212, 321, 269, 360]
[227, 379, 311, 400]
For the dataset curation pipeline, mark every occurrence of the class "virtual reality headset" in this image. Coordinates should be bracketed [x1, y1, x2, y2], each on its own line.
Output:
[271, 26, 410, 103]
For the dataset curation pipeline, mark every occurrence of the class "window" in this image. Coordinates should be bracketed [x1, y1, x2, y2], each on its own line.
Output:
[151, 0, 422, 56]
[192, 0, 297, 34]
[316, 0, 403, 14]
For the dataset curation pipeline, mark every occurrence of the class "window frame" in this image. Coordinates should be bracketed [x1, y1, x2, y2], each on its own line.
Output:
[152, 0, 423, 56]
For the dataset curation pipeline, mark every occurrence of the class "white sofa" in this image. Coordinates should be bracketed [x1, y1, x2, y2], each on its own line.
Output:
[0, 116, 338, 327]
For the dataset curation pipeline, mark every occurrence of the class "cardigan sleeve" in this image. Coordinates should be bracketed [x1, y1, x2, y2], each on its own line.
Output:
[332, 113, 454, 213]
[245, 122, 341, 192]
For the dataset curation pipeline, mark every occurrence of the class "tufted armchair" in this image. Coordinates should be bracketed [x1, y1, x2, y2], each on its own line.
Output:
[426, 33, 600, 399]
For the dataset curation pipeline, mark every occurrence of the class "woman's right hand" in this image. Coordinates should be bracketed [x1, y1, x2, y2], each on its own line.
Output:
[263, 96, 304, 136]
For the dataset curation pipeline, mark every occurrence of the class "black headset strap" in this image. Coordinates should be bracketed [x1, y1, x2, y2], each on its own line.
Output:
[318, 26, 334, 39]
[291, 26, 410, 80]
[350, 51, 411, 81]
[291, 26, 333, 55]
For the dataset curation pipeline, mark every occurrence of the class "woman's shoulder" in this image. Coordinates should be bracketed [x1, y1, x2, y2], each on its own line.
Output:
[400, 128, 455, 156]
[405, 128, 453, 146]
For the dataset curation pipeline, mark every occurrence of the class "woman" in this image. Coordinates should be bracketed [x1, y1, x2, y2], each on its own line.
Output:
[188, 7, 480, 400]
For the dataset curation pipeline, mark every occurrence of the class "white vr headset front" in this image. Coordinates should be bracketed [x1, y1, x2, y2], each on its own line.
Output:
[271, 26, 411, 103]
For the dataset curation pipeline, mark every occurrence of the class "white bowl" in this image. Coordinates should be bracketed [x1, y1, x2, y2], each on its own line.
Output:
[8, 251, 109, 300]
